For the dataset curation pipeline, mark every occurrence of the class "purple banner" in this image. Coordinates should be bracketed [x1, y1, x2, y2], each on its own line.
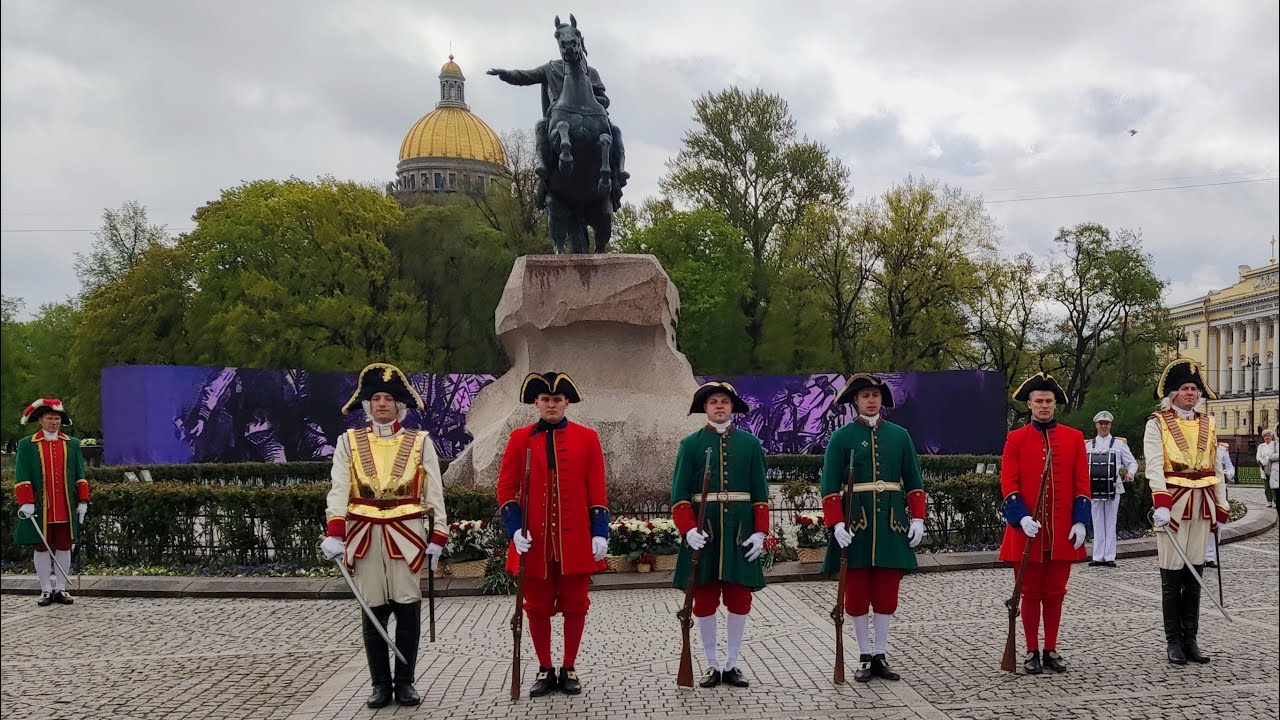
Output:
[102, 366, 1004, 465]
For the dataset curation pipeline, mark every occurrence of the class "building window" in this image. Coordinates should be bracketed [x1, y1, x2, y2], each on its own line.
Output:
[435, 173, 445, 190]
[448, 172, 457, 189]
[1193, 330, 1200, 348]
[1267, 353, 1275, 390]
[476, 175, 485, 192]
[405, 174, 415, 190]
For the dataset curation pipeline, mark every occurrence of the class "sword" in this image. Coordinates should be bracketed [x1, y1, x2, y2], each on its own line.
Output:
[427, 508, 437, 643]
[334, 558, 408, 664]
[1159, 525, 1232, 623]
[17, 510, 71, 586]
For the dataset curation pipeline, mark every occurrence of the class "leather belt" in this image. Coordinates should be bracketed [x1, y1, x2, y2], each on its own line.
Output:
[351, 497, 421, 510]
[693, 492, 754, 503]
[850, 481, 902, 493]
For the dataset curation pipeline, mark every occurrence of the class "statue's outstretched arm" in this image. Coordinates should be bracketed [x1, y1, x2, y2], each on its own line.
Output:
[486, 64, 548, 86]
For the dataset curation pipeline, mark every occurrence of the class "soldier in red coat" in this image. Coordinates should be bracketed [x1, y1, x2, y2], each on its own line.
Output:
[999, 373, 1091, 675]
[497, 372, 610, 698]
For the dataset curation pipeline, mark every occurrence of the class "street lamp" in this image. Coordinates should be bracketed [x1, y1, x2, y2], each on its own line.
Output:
[1246, 354, 1263, 435]
[1173, 329, 1188, 359]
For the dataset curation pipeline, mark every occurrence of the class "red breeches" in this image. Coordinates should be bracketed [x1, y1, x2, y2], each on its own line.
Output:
[32, 522, 73, 552]
[1014, 559, 1072, 651]
[692, 581, 753, 617]
[522, 564, 591, 618]
[843, 567, 903, 616]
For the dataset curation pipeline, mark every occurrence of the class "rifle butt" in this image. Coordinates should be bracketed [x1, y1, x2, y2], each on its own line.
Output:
[833, 631, 846, 684]
[676, 631, 694, 687]
[1000, 617, 1018, 673]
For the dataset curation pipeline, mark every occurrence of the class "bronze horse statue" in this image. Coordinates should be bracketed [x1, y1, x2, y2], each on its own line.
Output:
[545, 15, 615, 253]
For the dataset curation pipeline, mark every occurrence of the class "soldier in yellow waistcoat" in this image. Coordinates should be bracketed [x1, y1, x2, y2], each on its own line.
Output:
[321, 363, 448, 708]
[1144, 358, 1228, 666]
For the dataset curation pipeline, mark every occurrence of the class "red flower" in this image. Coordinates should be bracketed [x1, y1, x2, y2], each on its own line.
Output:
[646, 521, 655, 530]
[798, 516, 813, 526]
[617, 525, 629, 534]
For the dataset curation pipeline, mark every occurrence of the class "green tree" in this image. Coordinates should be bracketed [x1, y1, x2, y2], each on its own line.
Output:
[616, 209, 753, 373]
[385, 199, 515, 372]
[71, 243, 196, 429]
[182, 178, 411, 371]
[661, 87, 850, 370]
[1, 296, 33, 443]
[1041, 223, 1167, 411]
[469, 129, 549, 256]
[959, 254, 1046, 425]
[786, 204, 876, 372]
[865, 176, 998, 370]
[73, 200, 171, 296]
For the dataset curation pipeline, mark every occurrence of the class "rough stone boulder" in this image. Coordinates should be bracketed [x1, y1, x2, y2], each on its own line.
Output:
[443, 254, 703, 508]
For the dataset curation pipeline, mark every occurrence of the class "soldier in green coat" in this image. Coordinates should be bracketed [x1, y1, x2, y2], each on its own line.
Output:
[12, 398, 90, 606]
[820, 374, 927, 682]
[671, 382, 770, 689]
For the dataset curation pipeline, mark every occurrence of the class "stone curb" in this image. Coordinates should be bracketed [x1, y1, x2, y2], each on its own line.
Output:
[3, 504, 1274, 600]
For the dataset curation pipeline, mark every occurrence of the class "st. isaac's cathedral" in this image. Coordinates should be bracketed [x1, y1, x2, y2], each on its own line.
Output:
[395, 55, 508, 194]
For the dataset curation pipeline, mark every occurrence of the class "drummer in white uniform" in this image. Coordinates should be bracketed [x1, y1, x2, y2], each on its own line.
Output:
[1087, 411, 1137, 568]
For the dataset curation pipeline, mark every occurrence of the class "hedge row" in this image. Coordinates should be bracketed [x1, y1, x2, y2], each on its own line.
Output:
[1, 472, 1157, 569]
[0, 454, 999, 488]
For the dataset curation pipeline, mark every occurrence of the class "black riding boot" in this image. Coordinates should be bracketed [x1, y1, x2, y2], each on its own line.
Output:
[363, 604, 395, 707]
[1181, 566, 1210, 663]
[1160, 569, 1186, 665]
[392, 601, 423, 705]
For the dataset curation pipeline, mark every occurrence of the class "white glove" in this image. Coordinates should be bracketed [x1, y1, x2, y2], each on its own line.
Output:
[513, 530, 532, 555]
[424, 543, 443, 571]
[592, 536, 608, 561]
[1153, 507, 1171, 528]
[1019, 516, 1041, 538]
[18, 503, 35, 518]
[1068, 522, 1086, 549]
[320, 536, 345, 560]
[833, 522, 854, 548]
[685, 527, 707, 550]
[742, 531, 766, 562]
[76, 503, 87, 524]
[907, 518, 925, 548]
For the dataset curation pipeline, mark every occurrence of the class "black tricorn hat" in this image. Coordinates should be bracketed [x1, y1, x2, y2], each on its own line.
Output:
[1155, 358, 1216, 401]
[1012, 372, 1069, 405]
[835, 373, 895, 408]
[342, 363, 425, 415]
[689, 381, 750, 415]
[520, 372, 582, 404]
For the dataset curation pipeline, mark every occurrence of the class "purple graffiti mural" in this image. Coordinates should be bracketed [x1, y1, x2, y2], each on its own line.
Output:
[101, 366, 1003, 465]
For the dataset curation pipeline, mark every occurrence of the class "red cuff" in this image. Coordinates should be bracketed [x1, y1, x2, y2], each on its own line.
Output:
[430, 530, 449, 547]
[1152, 491, 1173, 510]
[326, 517, 346, 538]
[907, 489, 926, 519]
[1215, 505, 1229, 524]
[822, 493, 845, 526]
[76, 479, 90, 502]
[752, 503, 769, 534]
[14, 482, 34, 505]
[672, 502, 696, 534]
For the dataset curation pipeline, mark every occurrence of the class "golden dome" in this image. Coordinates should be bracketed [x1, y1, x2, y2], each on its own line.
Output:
[399, 107, 508, 166]
[441, 58, 462, 75]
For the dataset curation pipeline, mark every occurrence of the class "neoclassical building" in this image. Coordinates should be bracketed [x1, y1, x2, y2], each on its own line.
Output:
[396, 55, 508, 194]
[1167, 240, 1279, 445]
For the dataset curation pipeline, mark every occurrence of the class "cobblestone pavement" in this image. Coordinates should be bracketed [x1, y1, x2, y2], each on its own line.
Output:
[3, 491, 1276, 720]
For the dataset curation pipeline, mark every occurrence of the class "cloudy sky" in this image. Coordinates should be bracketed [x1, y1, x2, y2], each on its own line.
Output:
[2, 1, 1277, 317]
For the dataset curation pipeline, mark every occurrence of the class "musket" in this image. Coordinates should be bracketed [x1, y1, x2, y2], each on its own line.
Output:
[1160, 524, 1232, 622]
[831, 449, 856, 684]
[510, 448, 532, 700]
[333, 558, 407, 665]
[17, 510, 72, 587]
[1001, 430, 1053, 673]
[676, 447, 714, 688]
[427, 507, 437, 642]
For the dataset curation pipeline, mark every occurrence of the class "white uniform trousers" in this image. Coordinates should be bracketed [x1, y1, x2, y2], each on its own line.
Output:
[1090, 497, 1120, 562]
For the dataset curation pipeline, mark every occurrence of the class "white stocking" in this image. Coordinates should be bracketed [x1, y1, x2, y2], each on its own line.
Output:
[873, 612, 893, 655]
[53, 550, 71, 591]
[853, 613, 872, 654]
[725, 612, 747, 670]
[34, 551, 52, 593]
[698, 614, 718, 671]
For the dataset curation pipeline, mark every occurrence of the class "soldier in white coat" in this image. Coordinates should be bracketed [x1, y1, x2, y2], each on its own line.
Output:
[1087, 411, 1138, 567]
[1203, 443, 1234, 568]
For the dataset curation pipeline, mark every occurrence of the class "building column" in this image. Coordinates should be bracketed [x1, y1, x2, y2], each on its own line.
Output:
[1245, 321, 1256, 393]
[1227, 324, 1237, 394]
[1235, 321, 1246, 393]
[1272, 316, 1279, 391]
[1215, 326, 1226, 393]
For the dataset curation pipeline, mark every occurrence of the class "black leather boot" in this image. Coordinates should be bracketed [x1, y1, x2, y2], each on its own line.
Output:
[1041, 650, 1067, 673]
[391, 601, 422, 705]
[1160, 569, 1186, 665]
[1022, 651, 1042, 675]
[1181, 566, 1210, 664]
[363, 605, 395, 708]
